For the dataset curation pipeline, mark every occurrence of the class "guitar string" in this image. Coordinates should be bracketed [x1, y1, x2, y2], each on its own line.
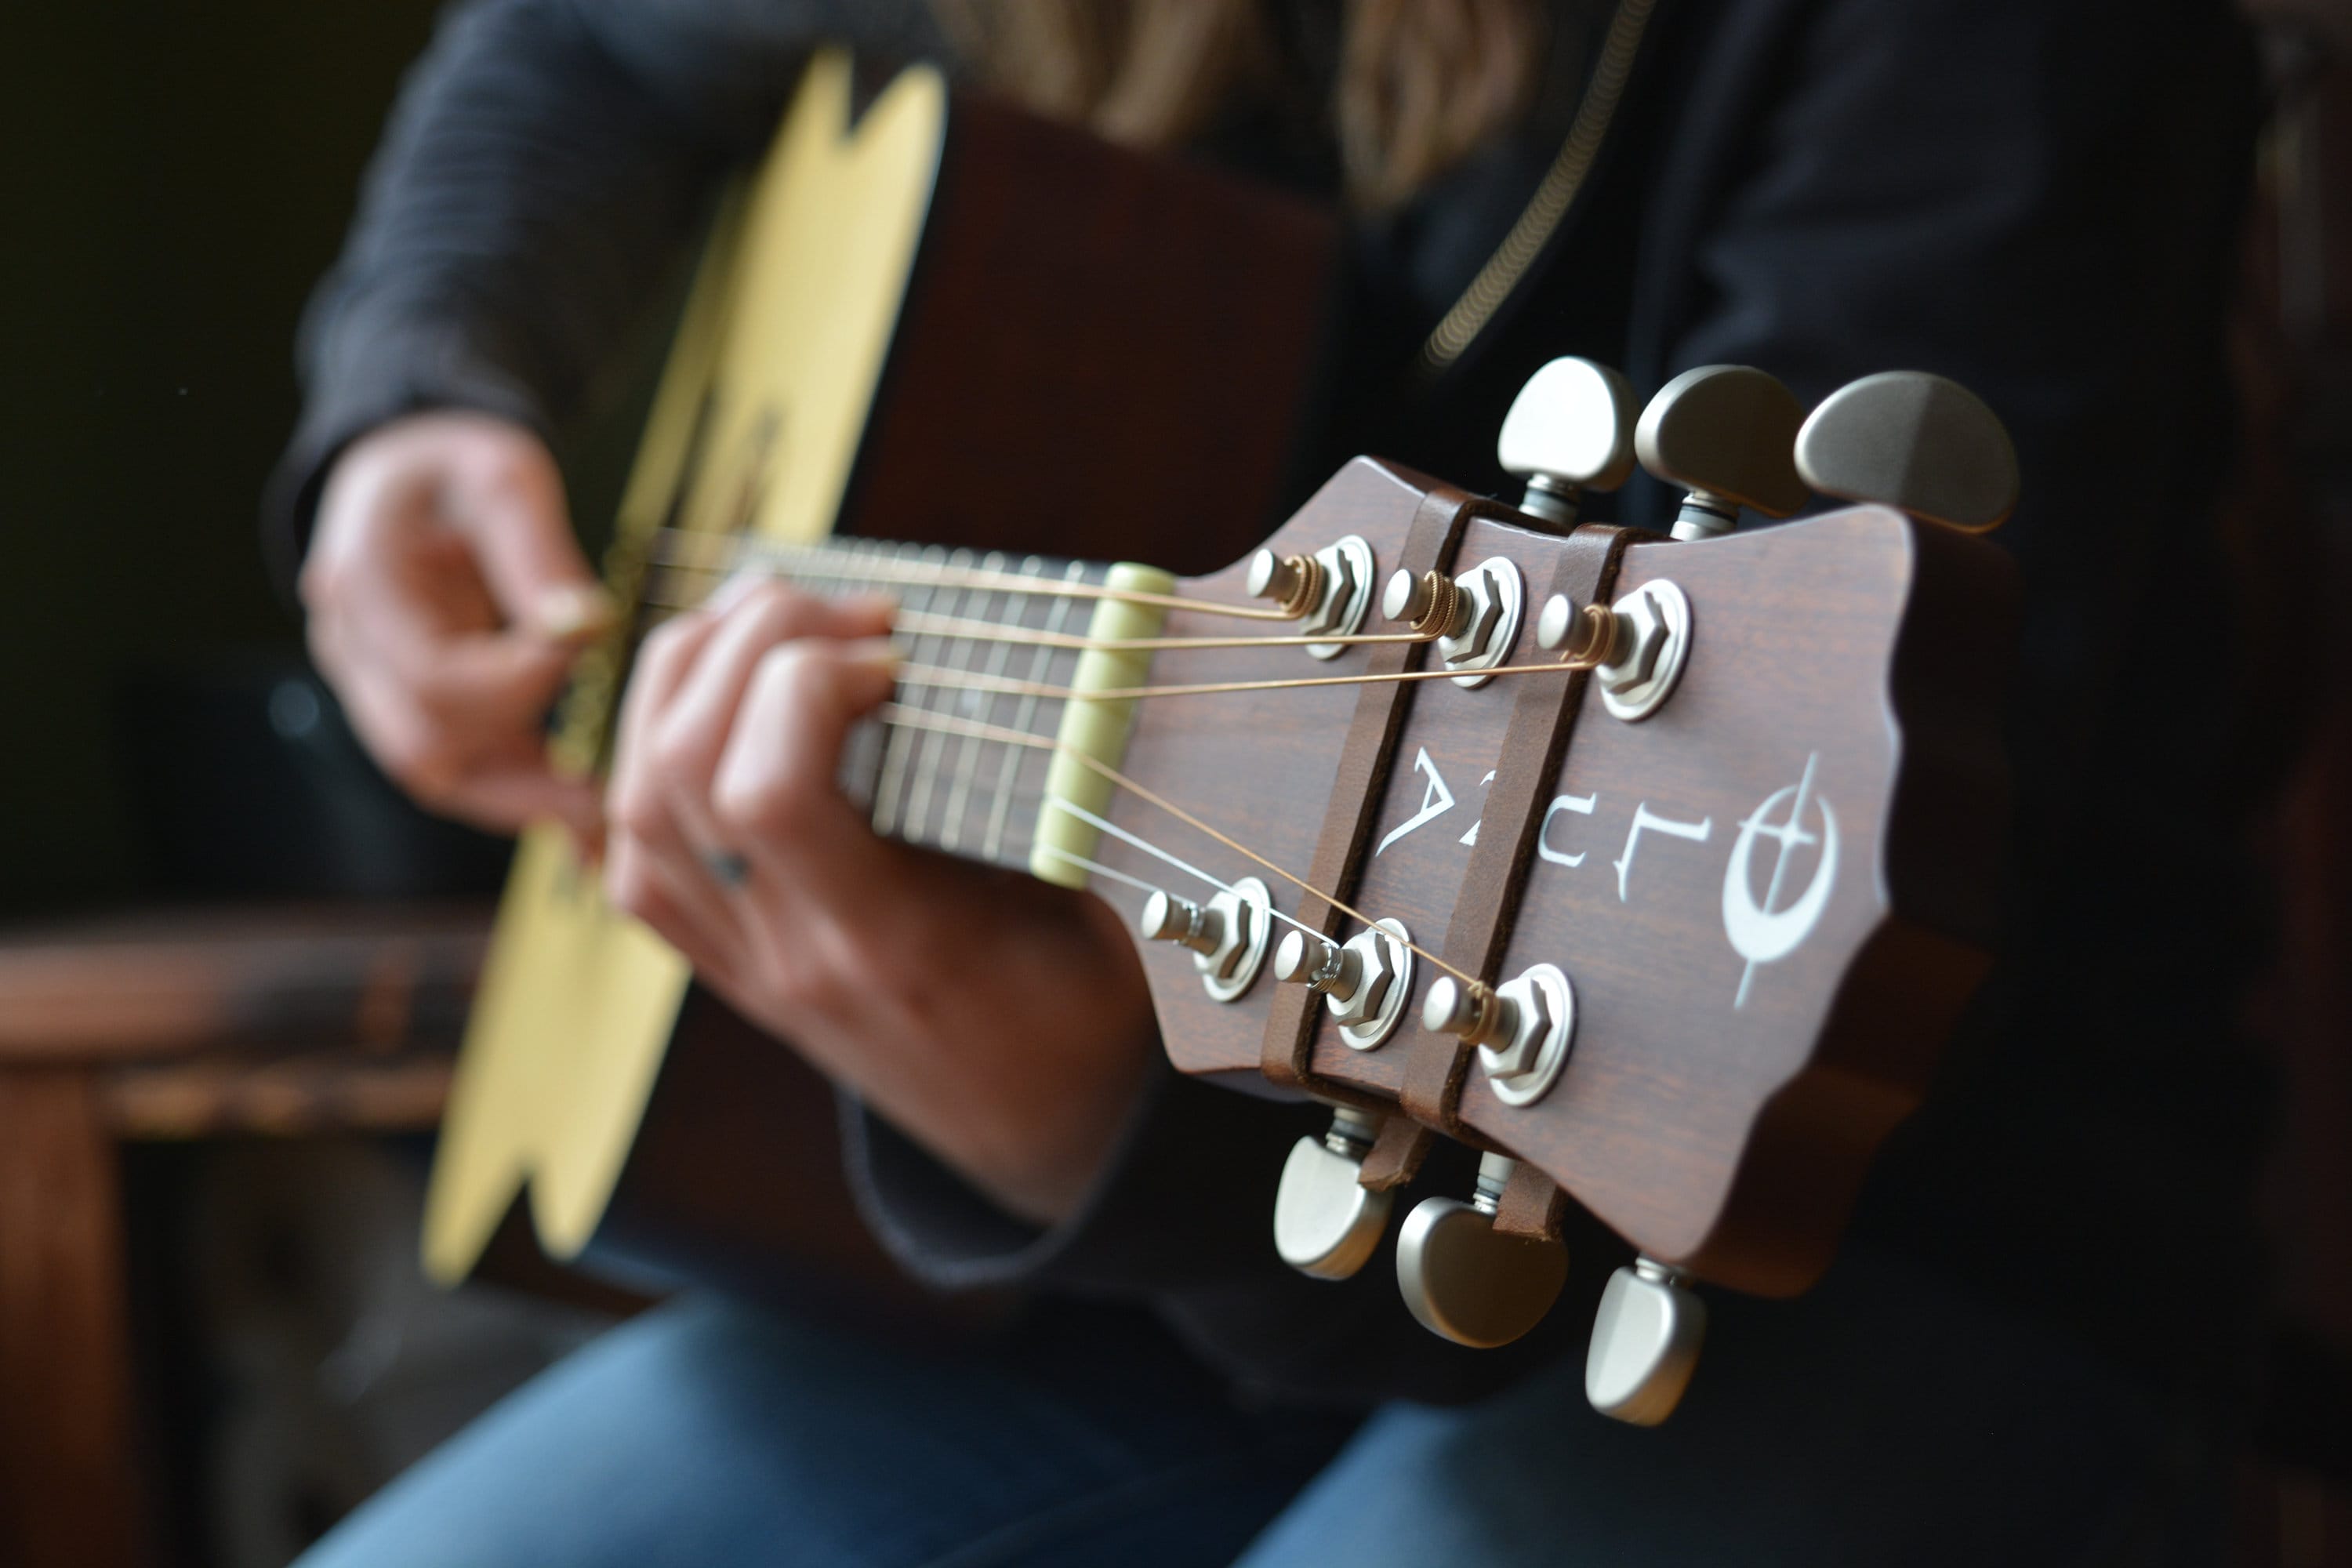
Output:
[877, 702, 1478, 987]
[637, 579, 1442, 655]
[1037, 794, 1349, 952]
[649, 531, 1299, 622]
[888, 646, 1607, 705]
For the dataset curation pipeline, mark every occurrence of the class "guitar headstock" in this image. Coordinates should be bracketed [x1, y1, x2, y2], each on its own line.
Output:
[1086, 364, 2020, 1421]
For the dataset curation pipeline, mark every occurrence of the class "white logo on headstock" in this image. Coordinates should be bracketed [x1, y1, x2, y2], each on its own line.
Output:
[1376, 747, 1454, 856]
[1722, 752, 1838, 1009]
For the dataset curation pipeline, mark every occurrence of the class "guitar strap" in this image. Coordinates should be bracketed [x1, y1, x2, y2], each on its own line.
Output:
[1391, 522, 1640, 1237]
[1257, 484, 1492, 1094]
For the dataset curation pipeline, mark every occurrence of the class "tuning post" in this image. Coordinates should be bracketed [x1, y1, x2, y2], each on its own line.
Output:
[1396, 1152, 1570, 1348]
[1249, 536, 1375, 659]
[1381, 559, 1525, 688]
[1535, 578, 1693, 722]
[1635, 365, 1810, 541]
[1272, 1105, 1392, 1279]
[1246, 549, 1322, 618]
[1497, 358, 1639, 530]
[1138, 877, 1272, 1002]
[1423, 964, 1577, 1107]
[1273, 919, 1415, 1050]
[1587, 1256, 1709, 1426]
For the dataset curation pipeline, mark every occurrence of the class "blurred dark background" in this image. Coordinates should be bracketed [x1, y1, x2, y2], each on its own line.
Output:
[2, 1, 2351, 1564]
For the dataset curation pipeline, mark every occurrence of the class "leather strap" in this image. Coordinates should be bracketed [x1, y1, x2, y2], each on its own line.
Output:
[1397, 524, 1639, 1132]
[1356, 1115, 1433, 1192]
[1492, 1159, 1572, 1242]
[1259, 487, 1487, 1089]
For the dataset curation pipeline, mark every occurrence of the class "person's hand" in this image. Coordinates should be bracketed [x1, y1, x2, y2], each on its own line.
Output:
[303, 412, 608, 838]
[604, 579, 1156, 1226]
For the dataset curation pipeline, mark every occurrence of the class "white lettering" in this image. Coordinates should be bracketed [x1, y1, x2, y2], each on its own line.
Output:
[1376, 747, 1456, 856]
[1724, 753, 1839, 1008]
[1613, 803, 1714, 902]
[1458, 771, 1499, 845]
[1534, 792, 1599, 866]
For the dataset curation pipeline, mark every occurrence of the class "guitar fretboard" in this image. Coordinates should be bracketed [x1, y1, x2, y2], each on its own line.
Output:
[735, 538, 1111, 874]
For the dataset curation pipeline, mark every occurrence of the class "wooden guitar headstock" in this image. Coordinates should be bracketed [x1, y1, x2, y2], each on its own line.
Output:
[1091, 365, 2020, 1419]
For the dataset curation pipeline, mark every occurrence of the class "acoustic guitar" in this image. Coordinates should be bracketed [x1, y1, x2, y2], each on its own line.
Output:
[426, 50, 2021, 1425]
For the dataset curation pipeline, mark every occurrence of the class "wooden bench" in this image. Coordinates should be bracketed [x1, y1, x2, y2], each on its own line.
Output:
[0, 902, 488, 1568]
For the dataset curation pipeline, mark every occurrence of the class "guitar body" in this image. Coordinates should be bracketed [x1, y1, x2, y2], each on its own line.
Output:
[423, 53, 1333, 1289]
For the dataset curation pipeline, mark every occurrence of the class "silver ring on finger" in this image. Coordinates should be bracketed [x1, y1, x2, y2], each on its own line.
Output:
[699, 848, 751, 889]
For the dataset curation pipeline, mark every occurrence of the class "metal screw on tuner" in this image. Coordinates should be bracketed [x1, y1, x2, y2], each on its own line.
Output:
[1247, 535, 1376, 659]
[1137, 879, 1272, 1003]
[1272, 921, 1415, 1051]
[1793, 369, 2020, 534]
[1422, 967, 1576, 1107]
[1381, 557, 1525, 688]
[1272, 1105, 1392, 1279]
[1396, 1152, 1570, 1348]
[1587, 1257, 1708, 1426]
[1635, 365, 1811, 541]
[1496, 357, 1639, 529]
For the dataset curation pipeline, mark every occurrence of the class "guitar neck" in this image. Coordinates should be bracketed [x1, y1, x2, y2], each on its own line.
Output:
[745, 536, 1116, 877]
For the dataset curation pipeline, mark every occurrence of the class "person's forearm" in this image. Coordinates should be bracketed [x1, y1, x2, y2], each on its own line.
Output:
[273, 0, 946, 572]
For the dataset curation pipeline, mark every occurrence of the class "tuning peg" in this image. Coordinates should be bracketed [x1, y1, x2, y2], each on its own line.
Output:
[1635, 365, 1810, 540]
[1793, 370, 2018, 533]
[1273, 1106, 1392, 1279]
[1586, 1257, 1708, 1425]
[1396, 1152, 1569, 1348]
[1497, 358, 1639, 528]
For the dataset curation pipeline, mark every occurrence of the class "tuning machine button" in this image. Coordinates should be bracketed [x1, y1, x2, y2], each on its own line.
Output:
[1497, 358, 1639, 529]
[1423, 965, 1576, 1107]
[1249, 535, 1375, 659]
[1273, 1105, 1392, 1279]
[1587, 1257, 1708, 1425]
[1138, 877, 1272, 1002]
[1635, 365, 1810, 541]
[1396, 1152, 1569, 1348]
[1794, 370, 2019, 533]
[1274, 920, 1415, 1050]
[1381, 558, 1525, 688]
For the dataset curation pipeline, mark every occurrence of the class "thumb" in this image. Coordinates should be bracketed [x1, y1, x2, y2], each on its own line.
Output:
[448, 432, 611, 643]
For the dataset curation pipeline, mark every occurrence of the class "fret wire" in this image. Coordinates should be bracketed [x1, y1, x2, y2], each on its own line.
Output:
[868, 541, 931, 837]
[652, 529, 1296, 622]
[982, 560, 1086, 865]
[941, 552, 1021, 857]
[901, 546, 975, 844]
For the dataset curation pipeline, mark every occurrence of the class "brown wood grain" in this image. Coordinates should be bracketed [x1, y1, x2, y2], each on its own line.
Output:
[1112, 499, 2015, 1298]
[0, 1070, 144, 1568]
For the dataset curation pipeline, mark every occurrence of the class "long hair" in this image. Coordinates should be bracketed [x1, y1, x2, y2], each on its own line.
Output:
[931, 0, 1549, 210]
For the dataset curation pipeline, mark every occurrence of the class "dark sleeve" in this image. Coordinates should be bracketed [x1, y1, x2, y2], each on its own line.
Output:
[264, 0, 944, 582]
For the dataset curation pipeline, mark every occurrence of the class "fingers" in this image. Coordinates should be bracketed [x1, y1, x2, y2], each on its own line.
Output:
[302, 415, 604, 834]
[710, 634, 902, 895]
[604, 581, 897, 963]
[434, 425, 610, 640]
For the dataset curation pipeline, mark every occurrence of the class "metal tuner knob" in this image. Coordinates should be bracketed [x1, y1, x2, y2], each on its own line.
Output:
[1587, 1257, 1709, 1426]
[1497, 358, 1639, 529]
[1794, 369, 2019, 533]
[1635, 365, 1810, 541]
[1396, 1152, 1568, 1348]
[1272, 1106, 1392, 1279]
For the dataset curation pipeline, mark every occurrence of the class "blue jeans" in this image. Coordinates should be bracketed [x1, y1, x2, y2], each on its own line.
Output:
[299, 1255, 2229, 1567]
